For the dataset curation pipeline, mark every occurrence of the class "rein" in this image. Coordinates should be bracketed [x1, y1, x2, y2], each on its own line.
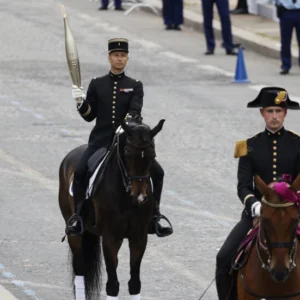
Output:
[117, 133, 131, 192]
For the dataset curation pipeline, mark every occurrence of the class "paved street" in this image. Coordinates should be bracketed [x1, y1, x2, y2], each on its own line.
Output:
[0, 0, 300, 299]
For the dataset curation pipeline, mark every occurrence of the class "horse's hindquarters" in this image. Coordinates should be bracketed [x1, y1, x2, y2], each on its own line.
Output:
[58, 144, 88, 222]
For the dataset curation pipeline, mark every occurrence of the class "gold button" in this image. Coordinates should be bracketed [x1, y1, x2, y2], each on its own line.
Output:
[113, 96, 116, 99]
[114, 86, 117, 89]
[114, 81, 117, 84]
[273, 146, 277, 150]
[112, 110, 115, 113]
[273, 171, 277, 175]
[268, 133, 270, 136]
[274, 152, 277, 156]
[113, 101, 116, 104]
[273, 140, 277, 144]
[278, 132, 281, 135]
[112, 121, 115, 124]
[112, 116, 115, 119]
[273, 158, 277, 162]
[273, 177, 277, 181]
[113, 91, 116, 94]
[273, 165, 277, 168]
[112, 106, 115, 109]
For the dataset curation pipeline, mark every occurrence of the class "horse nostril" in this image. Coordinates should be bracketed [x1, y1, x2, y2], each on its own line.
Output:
[271, 268, 289, 282]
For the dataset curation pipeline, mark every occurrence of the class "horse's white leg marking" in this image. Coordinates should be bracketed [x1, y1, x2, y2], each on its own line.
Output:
[74, 276, 86, 300]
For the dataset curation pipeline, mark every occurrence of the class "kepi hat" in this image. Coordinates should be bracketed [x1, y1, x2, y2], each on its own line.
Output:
[108, 38, 129, 54]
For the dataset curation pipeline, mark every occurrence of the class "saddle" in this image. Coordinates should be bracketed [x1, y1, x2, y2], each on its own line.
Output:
[69, 139, 118, 199]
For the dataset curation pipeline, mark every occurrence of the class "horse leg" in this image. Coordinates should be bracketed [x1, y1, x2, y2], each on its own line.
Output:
[68, 232, 102, 300]
[68, 236, 86, 300]
[102, 236, 123, 299]
[128, 233, 148, 300]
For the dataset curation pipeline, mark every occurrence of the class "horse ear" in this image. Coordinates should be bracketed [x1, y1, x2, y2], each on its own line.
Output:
[255, 175, 271, 196]
[150, 119, 165, 138]
[290, 175, 300, 192]
[121, 120, 133, 136]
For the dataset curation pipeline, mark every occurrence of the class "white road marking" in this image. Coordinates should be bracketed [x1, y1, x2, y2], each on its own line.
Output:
[197, 64, 235, 77]
[0, 149, 58, 191]
[0, 279, 68, 291]
[161, 51, 198, 63]
[0, 264, 42, 300]
[132, 38, 162, 50]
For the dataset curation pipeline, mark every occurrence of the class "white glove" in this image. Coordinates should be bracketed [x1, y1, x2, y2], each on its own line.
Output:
[251, 201, 261, 217]
[72, 85, 85, 103]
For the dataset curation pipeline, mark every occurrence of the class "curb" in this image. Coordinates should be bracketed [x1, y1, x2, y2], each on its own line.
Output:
[0, 285, 18, 300]
[139, 0, 299, 65]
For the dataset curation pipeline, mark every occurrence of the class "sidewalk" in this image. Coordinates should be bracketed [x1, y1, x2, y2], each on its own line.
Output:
[139, 0, 299, 64]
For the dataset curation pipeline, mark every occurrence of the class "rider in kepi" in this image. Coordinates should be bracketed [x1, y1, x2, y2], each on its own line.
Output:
[65, 38, 173, 238]
[215, 87, 300, 300]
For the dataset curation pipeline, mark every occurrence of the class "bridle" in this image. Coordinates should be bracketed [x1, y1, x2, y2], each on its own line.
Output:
[257, 197, 298, 273]
[116, 132, 154, 192]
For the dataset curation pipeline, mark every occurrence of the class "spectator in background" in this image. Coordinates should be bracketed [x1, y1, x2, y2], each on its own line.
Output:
[163, 0, 184, 30]
[99, 0, 124, 10]
[230, 0, 249, 14]
[276, 0, 300, 74]
[201, 0, 239, 55]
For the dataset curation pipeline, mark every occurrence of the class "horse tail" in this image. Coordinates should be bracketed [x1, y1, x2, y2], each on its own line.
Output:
[82, 231, 102, 299]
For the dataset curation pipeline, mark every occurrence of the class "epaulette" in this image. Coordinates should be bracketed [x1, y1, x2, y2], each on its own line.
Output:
[288, 130, 300, 137]
[234, 140, 247, 158]
[234, 132, 260, 158]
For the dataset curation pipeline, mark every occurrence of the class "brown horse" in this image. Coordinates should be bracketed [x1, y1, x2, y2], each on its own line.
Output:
[237, 175, 300, 300]
[58, 119, 165, 300]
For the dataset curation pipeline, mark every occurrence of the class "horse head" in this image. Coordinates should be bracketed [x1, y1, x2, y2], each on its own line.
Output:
[254, 175, 300, 282]
[121, 119, 165, 205]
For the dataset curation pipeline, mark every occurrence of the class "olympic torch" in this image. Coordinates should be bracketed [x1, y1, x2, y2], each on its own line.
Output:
[61, 5, 81, 95]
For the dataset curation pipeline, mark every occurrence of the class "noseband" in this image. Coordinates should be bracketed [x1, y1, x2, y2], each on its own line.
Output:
[117, 133, 154, 192]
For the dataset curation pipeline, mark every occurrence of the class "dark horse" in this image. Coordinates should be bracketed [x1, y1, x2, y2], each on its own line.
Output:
[237, 175, 300, 300]
[59, 119, 165, 300]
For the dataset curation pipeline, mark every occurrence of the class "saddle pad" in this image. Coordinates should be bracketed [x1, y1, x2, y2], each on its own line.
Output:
[69, 150, 110, 199]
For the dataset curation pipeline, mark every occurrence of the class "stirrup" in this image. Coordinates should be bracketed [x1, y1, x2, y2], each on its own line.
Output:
[65, 214, 84, 236]
[154, 214, 173, 237]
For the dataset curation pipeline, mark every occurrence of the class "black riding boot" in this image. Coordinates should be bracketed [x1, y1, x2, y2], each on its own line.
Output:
[216, 265, 234, 300]
[65, 179, 86, 236]
[148, 176, 173, 237]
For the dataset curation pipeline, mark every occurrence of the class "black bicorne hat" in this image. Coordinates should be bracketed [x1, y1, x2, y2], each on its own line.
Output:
[108, 38, 129, 54]
[247, 87, 300, 110]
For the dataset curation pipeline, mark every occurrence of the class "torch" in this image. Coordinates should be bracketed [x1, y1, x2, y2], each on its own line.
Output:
[61, 5, 82, 101]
